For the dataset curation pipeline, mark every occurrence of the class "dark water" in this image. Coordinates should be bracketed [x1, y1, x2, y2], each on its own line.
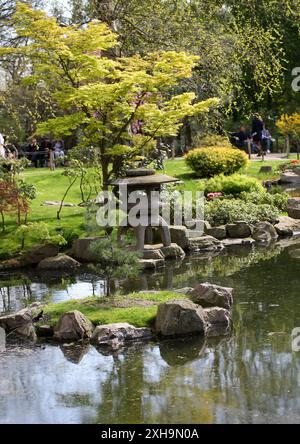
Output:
[1, 238, 300, 423]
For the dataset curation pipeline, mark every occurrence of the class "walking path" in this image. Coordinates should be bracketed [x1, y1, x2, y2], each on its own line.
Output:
[250, 153, 289, 162]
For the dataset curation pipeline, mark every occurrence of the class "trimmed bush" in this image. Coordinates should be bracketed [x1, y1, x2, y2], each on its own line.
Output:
[205, 198, 279, 226]
[205, 174, 264, 196]
[185, 146, 248, 178]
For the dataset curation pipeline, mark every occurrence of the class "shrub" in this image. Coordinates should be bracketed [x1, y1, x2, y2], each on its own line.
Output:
[205, 174, 264, 196]
[16, 222, 67, 250]
[185, 146, 248, 178]
[240, 191, 289, 212]
[205, 198, 279, 226]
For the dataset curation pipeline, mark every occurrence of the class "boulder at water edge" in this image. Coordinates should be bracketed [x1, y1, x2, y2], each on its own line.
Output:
[91, 322, 153, 349]
[22, 244, 60, 266]
[161, 243, 185, 259]
[155, 299, 207, 337]
[274, 216, 300, 237]
[252, 221, 278, 243]
[187, 235, 223, 252]
[203, 307, 231, 337]
[37, 254, 80, 270]
[205, 225, 227, 240]
[0, 302, 43, 340]
[54, 310, 94, 342]
[226, 221, 252, 239]
[71, 237, 104, 262]
[189, 282, 233, 310]
[287, 198, 300, 219]
[169, 226, 190, 249]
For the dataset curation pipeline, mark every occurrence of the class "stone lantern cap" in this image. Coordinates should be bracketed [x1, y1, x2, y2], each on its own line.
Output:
[108, 168, 179, 186]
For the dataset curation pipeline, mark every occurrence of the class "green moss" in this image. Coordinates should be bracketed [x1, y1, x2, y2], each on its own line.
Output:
[44, 291, 184, 327]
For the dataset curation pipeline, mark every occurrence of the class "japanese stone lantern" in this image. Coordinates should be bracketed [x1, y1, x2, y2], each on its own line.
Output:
[109, 168, 179, 250]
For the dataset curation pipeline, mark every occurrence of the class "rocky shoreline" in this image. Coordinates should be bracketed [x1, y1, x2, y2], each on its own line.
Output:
[0, 283, 233, 353]
[1, 215, 300, 273]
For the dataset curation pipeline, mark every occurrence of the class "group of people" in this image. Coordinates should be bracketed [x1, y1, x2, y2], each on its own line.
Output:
[26, 138, 65, 169]
[0, 132, 65, 170]
[231, 113, 275, 156]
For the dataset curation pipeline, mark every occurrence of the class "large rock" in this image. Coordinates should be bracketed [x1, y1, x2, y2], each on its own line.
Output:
[222, 238, 255, 247]
[203, 307, 231, 325]
[0, 258, 24, 271]
[226, 221, 252, 238]
[274, 216, 300, 237]
[281, 172, 300, 184]
[169, 226, 190, 249]
[155, 299, 207, 337]
[54, 310, 94, 342]
[22, 244, 59, 266]
[161, 243, 185, 259]
[206, 225, 227, 240]
[186, 220, 210, 238]
[0, 302, 43, 339]
[189, 282, 233, 310]
[37, 254, 80, 270]
[71, 237, 104, 262]
[139, 259, 165, 270]
[142, 248, 165, 260]
[204, 307, 231, 337]
[252, 221, 278, 243]
[91, 322, 152, 349]
[287, 198, 300, 219]
[187, 235, 223, 252]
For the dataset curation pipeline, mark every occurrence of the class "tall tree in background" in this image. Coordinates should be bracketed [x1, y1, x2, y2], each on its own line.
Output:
[86, 0, 298, 136]
[2, 3, 218, 186]
[0, 0, 55, 142]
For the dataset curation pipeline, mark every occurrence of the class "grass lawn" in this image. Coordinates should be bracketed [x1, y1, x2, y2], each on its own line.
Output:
[0, 168, 91, 259]
[44, 291, 183, 327]
[0, 156, 291, 259]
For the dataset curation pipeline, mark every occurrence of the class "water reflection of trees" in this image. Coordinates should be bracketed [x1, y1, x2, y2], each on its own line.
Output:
[121, 244, 283, 293]
[90, 330, 300, 424]
[0, 280, 32, 313]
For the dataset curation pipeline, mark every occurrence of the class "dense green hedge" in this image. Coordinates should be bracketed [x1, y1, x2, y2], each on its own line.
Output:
[185, 146, 248, 178]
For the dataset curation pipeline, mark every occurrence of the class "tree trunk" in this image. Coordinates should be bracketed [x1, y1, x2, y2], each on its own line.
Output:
[0, 211, 5, 232]
[57, 177, 77, 220]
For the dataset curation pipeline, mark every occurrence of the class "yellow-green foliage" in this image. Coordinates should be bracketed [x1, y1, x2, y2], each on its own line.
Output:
[276, 113, 300, 140]
[205, 174, 264, 196]
[2, 3, 219, 183]
[185, 146, 248, 178]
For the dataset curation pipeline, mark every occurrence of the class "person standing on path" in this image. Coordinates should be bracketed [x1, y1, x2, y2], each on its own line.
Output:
[252, 113, 264, 156]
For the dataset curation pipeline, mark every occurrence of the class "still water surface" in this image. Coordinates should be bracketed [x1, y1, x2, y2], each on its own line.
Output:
[1, 238, 300, 423]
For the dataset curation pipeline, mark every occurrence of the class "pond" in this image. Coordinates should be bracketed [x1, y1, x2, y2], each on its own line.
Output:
[1, 238, 300, 423]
